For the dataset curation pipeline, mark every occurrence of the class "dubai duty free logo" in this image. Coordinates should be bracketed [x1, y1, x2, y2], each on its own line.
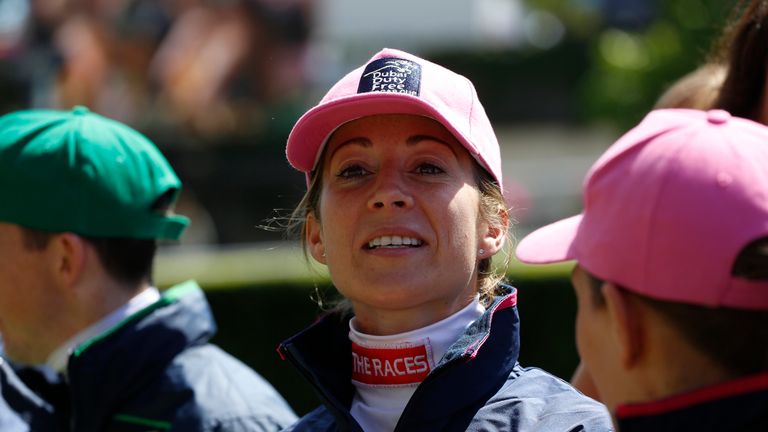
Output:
[357, 57, 422, 96]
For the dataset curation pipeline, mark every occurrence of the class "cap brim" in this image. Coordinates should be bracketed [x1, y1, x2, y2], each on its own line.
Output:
[286, 93, 485, 174]
[515, 214, 582, 264]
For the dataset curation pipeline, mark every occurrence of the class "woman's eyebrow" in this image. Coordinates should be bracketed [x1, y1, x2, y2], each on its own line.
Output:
[407, 134, 457, 156]
[336, 137, 372, 148]
[327, 137, 371, 161]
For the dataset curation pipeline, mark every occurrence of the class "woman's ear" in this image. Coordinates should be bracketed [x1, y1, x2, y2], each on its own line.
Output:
[478, 207, 508, 258]
[306, 212, 326, 264]
[602, 283, 644, 369]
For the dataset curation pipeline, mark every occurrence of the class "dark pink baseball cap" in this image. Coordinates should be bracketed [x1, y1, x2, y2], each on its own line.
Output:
[286, 48, 503, 188]
[516, 109, 768, 310]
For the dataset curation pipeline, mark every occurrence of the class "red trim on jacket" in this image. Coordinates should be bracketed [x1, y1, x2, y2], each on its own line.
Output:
[463, 290, 517, 359]
[616, 372, 768, 418]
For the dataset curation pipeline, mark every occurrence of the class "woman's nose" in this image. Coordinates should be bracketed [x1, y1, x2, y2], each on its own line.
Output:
[367, 171, 414, 210]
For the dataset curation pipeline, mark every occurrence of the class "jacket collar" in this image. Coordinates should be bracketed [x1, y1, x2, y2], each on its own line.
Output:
[616, 372, 768, 432]
[66, 280, 215, 431]
[47, 288, 161, 374]
[279, 285, 520, 430]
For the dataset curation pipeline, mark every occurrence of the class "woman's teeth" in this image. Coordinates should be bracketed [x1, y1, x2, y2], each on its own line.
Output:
[368, 235, 423, 249]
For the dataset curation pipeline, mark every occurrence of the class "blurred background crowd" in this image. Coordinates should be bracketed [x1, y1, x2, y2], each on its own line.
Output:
[0, 0, 736, 246]
[0, 0, 311, 137]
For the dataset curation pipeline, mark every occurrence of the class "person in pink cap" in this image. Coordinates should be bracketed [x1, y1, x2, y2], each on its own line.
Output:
[516, 108, 768, 431]
[277, 48, 611, 431]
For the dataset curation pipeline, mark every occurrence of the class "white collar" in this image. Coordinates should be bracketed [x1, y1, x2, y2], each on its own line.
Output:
[349, 297, 485, 368]
[45, 287, 161, 374]
[348, 297, 485, 432]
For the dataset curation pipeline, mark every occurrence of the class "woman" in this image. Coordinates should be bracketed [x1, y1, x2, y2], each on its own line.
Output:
[278, 48, 611, 431]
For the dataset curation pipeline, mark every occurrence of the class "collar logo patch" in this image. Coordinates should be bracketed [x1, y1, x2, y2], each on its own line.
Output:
[357, 57, 421, 96]
[351, 342, 431, 386]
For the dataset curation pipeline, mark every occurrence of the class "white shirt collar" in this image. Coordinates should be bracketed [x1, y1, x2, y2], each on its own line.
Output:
[348, 297, 485, 432]
[45, 287, 161, 374]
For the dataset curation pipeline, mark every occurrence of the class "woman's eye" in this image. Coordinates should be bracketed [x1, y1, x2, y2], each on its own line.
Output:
[415, 163, 445, 175]
[337, 164, 369, 179]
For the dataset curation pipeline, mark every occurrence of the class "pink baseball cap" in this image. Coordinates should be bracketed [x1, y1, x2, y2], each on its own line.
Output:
[286, 48, 503, 188]
[516, 109, 768, 310]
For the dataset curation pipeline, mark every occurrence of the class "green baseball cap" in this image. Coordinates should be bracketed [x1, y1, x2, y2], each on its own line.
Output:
[0, 106, 189, 240]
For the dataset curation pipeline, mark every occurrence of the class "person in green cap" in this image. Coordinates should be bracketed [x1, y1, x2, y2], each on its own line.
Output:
[0, 106, 297, 431]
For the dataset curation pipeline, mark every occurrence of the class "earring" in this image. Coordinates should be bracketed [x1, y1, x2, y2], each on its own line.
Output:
[478, 248, 485, 256]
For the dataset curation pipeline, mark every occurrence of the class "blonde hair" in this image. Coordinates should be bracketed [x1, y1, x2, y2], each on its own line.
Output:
[654, 63, 727, 110]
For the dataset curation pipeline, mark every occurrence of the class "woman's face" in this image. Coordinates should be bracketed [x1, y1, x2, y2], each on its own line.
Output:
[306, 114, 502, 333]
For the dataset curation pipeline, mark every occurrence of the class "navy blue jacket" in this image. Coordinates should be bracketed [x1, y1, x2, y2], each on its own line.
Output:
[278, 286, 612, 431]
[0, 360, 60, 431]
[616, 372, 768, 432]
[61, 281, 297, 431]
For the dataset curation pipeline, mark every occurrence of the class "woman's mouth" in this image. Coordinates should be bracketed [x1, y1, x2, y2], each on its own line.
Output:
[366, 235, 423, 249]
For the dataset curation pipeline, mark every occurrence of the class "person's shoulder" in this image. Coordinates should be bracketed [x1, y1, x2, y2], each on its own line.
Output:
[505, 365, 608, 410]
[169, 344, 268, 383]
[280, 405, 336, 432]
[475, 365, 613, 432]
[162, 344, 297, 430]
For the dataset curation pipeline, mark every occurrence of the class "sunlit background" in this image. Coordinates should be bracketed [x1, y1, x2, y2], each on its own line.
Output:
[0, 0, 737, 414]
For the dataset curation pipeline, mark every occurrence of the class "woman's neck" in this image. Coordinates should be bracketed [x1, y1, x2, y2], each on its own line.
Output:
[350, 295, 478, 335]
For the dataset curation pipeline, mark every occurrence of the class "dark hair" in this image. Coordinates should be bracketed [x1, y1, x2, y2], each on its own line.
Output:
[583, 236, 768, 375]
[712, 0, 768, 119]
[732, 237, 768, 279]
[18, 190, 179, 286]
[21, 228, 156, 286]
